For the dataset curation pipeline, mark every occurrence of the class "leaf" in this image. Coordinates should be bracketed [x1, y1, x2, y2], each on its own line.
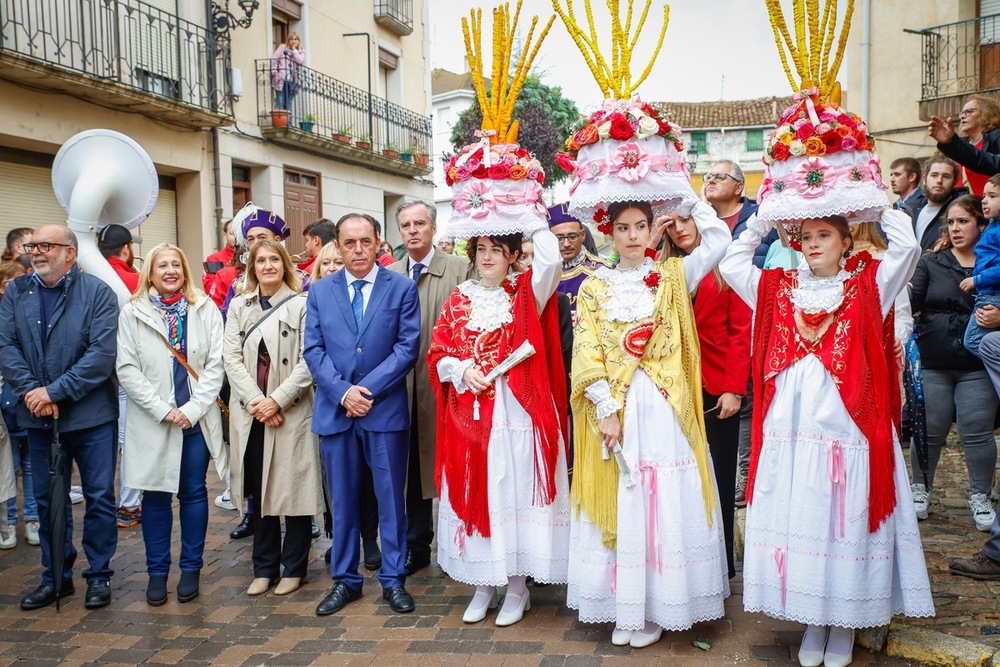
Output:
[692, 640, 713, 651]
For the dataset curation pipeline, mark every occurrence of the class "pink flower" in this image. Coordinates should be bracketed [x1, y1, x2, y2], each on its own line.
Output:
[502, 154, 516, 167]
[527, 168, 540, 181]
[455, 165, 472, 181]
[793, 156, 830, 198]
[611, 142, 651, 183]
[839, 135, 858, 151]
[453, 180, 496, 218]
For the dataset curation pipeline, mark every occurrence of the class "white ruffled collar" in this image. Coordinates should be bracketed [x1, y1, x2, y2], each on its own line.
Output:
[791, 259, 850, 314]
[458, 276, 518, 332]
[595, 258, 657, 323]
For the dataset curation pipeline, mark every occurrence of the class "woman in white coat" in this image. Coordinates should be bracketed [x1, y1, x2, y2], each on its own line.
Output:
[117, 244, 228, 606]
[224, 240, 322, 597]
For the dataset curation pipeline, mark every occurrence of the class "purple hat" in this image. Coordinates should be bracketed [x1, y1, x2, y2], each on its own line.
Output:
[546, 203, 579, 228]
[235, 204, 290, 243]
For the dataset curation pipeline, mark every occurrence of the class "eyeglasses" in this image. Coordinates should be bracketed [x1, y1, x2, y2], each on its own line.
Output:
[437, 240, 454, 247]
[704, 172, 742, 184]
[23, 242, 72, 254]
[960, 107, 979, 117]
[555, 232, 584, 242]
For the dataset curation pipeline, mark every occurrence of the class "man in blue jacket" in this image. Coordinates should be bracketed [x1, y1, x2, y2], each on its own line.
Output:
[0, 224, 119, 610]
[305, 213, 420, 617]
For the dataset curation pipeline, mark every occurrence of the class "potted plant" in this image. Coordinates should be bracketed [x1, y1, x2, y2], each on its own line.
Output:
[355, 134, 371, 150]
[400, 144, 416, 162]
[270, 109, 290, 128]
[383, 143, 400, 159]
[414, 146, 430, 167]
[298, 114, 318, 132]
[332, 125, 352, 143]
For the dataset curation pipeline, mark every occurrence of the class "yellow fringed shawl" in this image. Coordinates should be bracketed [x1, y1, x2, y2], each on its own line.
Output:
[570, 257, 715, 549]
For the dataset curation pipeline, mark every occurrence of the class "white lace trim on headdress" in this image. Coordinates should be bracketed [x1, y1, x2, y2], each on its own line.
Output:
[595, 258, 656, 323]
[458, 279, 514, 332]
[567, 173, 699, 223]
[790, 259, 850, 314]
[447, 209, 548, 241]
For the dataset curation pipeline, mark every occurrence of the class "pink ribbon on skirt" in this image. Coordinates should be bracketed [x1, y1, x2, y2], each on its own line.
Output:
[639, 462, 661, 573]
[773, 547, 787, 606]
[828, 439, 847, 539]
[454, 526, 466, 558]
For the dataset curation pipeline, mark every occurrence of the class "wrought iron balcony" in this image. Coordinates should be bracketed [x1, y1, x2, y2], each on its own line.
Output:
[256, 59, 432, 178]
[374, 0, 413, 36]
[909, 14, 1000, 119]
[0, 0, 232, 128]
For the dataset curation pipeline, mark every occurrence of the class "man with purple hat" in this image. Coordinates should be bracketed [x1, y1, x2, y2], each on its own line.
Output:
[548, 203, 610, 326]
[220, 206, 292, 321]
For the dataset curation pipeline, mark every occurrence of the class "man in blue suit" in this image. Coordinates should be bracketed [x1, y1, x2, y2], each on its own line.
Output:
[304, 213, 420, 616]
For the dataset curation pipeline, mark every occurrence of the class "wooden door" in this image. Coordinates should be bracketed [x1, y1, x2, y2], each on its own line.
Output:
[283, 167, 321, 257]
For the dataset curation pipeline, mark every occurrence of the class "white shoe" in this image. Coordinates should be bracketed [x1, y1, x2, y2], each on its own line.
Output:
[911, 483, 929, 520]
[970, 493, 996, 532]
[0, 525, 16, 549]
[462, 587, 497, 623]
[25, 520, 39, 546]
[823, 627, 854, 667]
[69, 486, 84, 504]
[629, 624, 663, 648]
[214, 492, 236, 511]
[495, 589, 530, 627]
[798, 625, 828, 667]
[611, 628, 634, 646]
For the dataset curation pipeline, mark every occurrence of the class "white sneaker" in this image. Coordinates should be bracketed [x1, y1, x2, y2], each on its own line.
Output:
[911, 483, 929, 520]
[69, 486, 84, 504]
[24, 520, 39, 546]
[0, 525, 16, 549]
[970, 493, 996, 532]
[214, 492, 236, 511]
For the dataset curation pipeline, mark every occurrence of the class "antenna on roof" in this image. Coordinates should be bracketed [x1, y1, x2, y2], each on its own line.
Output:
[720, 71, 725, 101]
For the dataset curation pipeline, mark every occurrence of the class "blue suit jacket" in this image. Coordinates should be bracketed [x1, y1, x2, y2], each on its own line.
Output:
[304, 266, 420, 436]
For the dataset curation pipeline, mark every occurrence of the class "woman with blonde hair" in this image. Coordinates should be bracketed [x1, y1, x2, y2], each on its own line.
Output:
[930, 94, 1000, 196]
[270, 32, 304, 113]
[225, 240, 323, 596]
[310, 242, 344, 283]
[117, 243, 228, 606]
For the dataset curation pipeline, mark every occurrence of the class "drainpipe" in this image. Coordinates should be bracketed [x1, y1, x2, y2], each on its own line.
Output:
[212, 126, 224, 251]
[860, 0, 871, 122]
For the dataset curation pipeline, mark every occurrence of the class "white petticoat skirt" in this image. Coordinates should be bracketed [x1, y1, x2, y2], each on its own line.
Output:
[566, 370, 730, 631]
[437, 376, 571, 585]
[742, 356, 935, 627]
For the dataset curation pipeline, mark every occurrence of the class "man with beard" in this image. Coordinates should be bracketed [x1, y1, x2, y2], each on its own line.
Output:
[548, 203, 610, 326]
[914, 156, 963, 252]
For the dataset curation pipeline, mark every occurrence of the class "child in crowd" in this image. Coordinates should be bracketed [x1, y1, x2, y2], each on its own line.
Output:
[963, 173, 1000, 355]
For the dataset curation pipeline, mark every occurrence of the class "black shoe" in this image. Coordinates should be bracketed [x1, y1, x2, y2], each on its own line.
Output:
[316, 581, 361, 616]
[177, 571, 200, 603]
[324, 546, 332, 564]
[20, 582, 75, 610]
[404, 550, 431, 576]
[84, 579, 111, 609]
[311, 519, 320, 539]
[382, 585, 414, 613]
[146, 575, 168, 607]
[363, 539, 382, 571]
[230, 514, 253, 540]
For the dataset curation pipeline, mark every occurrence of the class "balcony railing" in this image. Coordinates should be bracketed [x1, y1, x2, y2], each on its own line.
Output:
[256, 59, 432, 177]
[910, 14, 1000, 101]
[0, 0, 232, 123]
[374, 0, 413, 36]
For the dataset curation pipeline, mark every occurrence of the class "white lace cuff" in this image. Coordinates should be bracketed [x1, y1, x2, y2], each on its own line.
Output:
[436, 357, 475, 394]
[584, 379, 622, 420]
[744, 212, 773, 239]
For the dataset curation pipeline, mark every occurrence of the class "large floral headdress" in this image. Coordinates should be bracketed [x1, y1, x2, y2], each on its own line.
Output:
[757, 0, 887, 237]
[553, 0, 697, 226]
[446, 2, 554, 240]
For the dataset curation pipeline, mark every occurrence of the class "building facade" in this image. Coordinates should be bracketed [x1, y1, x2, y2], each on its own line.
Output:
[0, 0, 433, 263]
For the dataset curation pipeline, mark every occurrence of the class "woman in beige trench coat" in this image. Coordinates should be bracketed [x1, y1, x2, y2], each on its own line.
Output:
[224, 240, 322, 597]
[117, 244, 228, 606]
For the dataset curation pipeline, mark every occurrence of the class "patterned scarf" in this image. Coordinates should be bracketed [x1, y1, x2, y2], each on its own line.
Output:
[150, 291, 188, 357]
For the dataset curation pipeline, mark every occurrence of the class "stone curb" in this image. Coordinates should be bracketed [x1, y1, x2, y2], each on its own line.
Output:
[858, 623, 997, 667]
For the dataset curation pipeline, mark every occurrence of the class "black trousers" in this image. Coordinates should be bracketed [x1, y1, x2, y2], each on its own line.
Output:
[405, 425, 434, 558]
[359, 460, 379, 543]
[703, 388, 739, 579]
[244, 419, 311, 578]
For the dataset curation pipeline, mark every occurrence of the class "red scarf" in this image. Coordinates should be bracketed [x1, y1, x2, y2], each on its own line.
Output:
[427, 271, 567, 537]
[747, 261, 899, 533]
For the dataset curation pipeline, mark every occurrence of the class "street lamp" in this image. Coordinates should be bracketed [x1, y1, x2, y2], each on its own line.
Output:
[212, 0, 260, 37]
[686, 146, 699, 175]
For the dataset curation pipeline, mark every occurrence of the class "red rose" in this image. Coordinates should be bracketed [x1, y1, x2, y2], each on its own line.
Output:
[796, 122, 816, 140]
[501, 278, 516, 295]
[609, 117, 635, 141]
[771, 141, 791, 161]
[844, 250, 872, 274]
[472, 165, 488, 179]
[535, 171, 545, 184]
[821, 130, 842, 154]
[556, 152, 577, 174]
[594, 208, 612, 235]
[657, 119, 672, 135]
[488, 164, 510, 180]
[643, 272, 660, 289]
[836, 113, 857, 129]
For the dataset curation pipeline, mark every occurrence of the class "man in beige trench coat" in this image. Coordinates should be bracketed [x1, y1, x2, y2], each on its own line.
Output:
[388, 200, 468, 575]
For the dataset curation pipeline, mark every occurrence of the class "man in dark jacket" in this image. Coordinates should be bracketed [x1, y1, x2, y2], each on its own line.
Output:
[913, 157, 963, 252]
[0, 224, 119, 611]
[703, 160, 776, 268]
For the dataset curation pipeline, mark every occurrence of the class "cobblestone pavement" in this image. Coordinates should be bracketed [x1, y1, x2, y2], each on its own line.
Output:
[10, 443, 995, 665]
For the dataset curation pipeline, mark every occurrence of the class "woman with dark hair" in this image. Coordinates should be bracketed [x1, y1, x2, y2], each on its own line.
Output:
[930, 94, 1000, 194]
[663, 208, 751, 580]
[224, 240, 323, 597]
[568, 200, 731, 648]
[909, 194, 1000, 530]
[428, 226, 567, 628]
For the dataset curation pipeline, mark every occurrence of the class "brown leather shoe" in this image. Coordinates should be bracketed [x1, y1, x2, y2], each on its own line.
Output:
[274, 577, 304, 595]
[247, 577, 276, 596]
[950, 551, 1000, 580]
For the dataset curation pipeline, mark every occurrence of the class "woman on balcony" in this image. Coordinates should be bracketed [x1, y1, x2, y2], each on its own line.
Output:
[270, 33, 304, 115]
[929, 95, 1000, 194]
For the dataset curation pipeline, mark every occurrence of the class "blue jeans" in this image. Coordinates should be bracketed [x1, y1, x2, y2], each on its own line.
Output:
[964, 293, 1000, 357]
[28, 421, 118, 585]
[275, 86, 293, 112]
[141, 431, 210, 576]
[6, 435, 38, 524]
